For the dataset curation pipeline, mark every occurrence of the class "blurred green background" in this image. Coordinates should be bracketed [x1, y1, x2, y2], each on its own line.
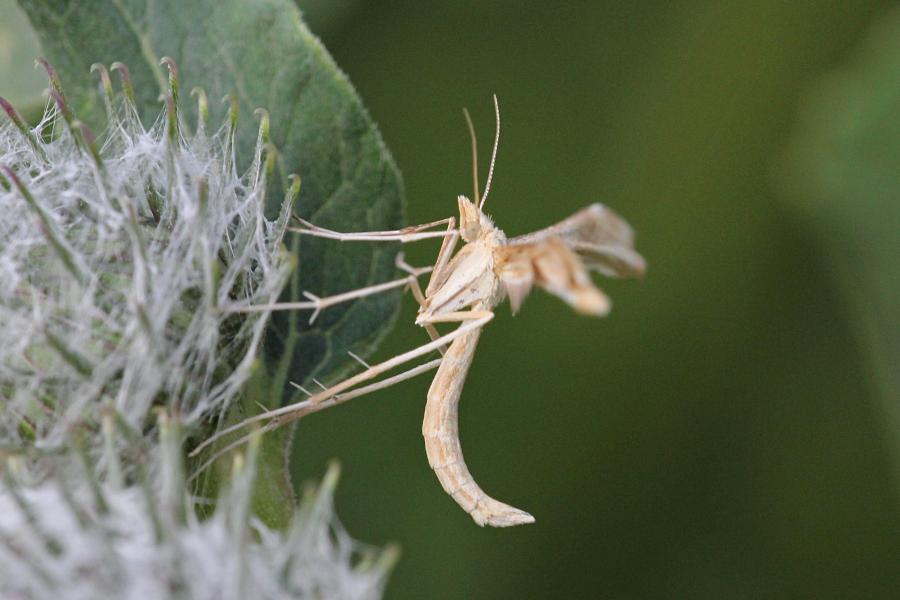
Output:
[4, 1, 900, 598]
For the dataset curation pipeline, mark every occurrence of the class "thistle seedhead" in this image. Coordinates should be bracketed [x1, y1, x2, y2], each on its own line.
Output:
[0, 59, 396, 598]
[0, 59, 294, 468]
[0, 416, 397, 600]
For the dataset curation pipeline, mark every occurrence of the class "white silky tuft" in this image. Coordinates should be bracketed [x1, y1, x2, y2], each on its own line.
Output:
[0, 65, 396, 599]
[0, 423, 396, 600]
[0, 85, 293, 456]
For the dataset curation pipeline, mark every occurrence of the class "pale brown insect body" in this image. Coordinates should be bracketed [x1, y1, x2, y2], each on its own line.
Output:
[414, 192, 643, 526]
[190, 97, 645, 528]
[418, 200, 524, 526]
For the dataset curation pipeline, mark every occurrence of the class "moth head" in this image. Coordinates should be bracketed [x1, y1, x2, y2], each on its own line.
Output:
[458, 195, 493, 242]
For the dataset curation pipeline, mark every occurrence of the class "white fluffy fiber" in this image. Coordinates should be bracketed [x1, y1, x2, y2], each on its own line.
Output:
[0, 81, 292, 453]
[0, 67, 396, 599]
[0, 436, 395, 600]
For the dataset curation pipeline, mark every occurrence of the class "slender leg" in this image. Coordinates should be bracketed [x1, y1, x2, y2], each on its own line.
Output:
[302, 310, 491, 408]
[426, 218, 460, 296]
[189, 356, 444, 480]
[290, 217, 456, 243]
[226, 260, 433, 324]
[189, 311, 494, 460]
[418, 309, 493, 324]
[395, 254, 442, 346]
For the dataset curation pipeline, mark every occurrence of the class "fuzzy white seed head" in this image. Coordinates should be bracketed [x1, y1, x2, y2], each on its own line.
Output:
[0, 62, 397, 599]
[0, 71, 294, 461]
[0, 419, 396, 600]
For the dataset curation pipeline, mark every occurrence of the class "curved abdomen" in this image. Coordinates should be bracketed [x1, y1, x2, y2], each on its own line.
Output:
[422, 327, 534, 527]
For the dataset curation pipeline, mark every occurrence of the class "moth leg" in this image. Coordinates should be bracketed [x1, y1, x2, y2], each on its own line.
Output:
[395, 254, 443, 347]
[189, 312, 494, 460]
[290, 216, 456, 243]
[189, 357, 443, 479]
[227, 259, 432, 324]
[417, 309, 494, 324]
[425, 217, 460, 296]
[301, 311, 491, 407]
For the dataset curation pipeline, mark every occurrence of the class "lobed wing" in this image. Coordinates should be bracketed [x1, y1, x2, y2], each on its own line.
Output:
[497, 238, 610, 316]
[507, 203, 645, 279]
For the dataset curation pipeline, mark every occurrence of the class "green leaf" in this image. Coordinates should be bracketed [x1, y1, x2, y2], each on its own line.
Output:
[17, 0, 405, 525]
[781, 10, 900, 490]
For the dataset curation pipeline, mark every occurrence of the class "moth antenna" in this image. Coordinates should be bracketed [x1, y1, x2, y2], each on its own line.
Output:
[462, 107, 481, 206]
[480, 94, 501, 210]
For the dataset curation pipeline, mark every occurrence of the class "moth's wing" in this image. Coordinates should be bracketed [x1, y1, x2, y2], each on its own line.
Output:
[497, 238, 610, 316]
[572, 241, 646, 279]
[508, 203, 645, 279]
[508, 203, 633, 246]
[496, 250, 534, 315]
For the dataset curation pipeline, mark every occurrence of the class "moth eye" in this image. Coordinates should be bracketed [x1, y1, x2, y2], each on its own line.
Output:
[463, 221, 481, 241]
